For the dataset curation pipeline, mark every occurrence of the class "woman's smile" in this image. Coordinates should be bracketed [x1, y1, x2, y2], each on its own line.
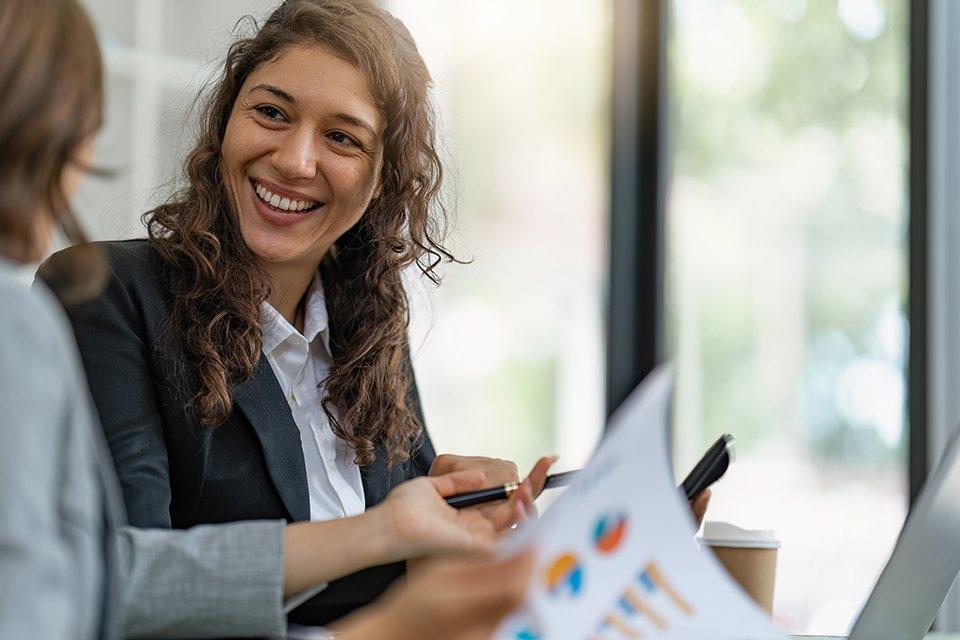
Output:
[249, 177, 325, 227]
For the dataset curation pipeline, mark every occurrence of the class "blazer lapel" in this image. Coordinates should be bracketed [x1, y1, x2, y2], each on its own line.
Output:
[360, 442, 391, 508]
[232, 356, 310, 521]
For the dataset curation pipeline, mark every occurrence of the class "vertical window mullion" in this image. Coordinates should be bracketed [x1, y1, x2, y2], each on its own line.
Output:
[607, 0, 667, 418]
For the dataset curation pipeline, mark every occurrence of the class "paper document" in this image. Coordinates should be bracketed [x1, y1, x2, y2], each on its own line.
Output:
[497, 366, 786, 640]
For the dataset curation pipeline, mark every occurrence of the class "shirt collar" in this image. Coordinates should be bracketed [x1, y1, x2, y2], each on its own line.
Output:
[0, 254, 38, 286]
[260, 272, 329, 355]
[301, 272, 329, 345]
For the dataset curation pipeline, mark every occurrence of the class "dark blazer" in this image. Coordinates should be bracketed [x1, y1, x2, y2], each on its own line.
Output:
[42, 239, 436, 626]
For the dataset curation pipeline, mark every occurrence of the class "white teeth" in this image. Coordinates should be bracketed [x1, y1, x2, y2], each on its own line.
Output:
[253, 181, 318, 212]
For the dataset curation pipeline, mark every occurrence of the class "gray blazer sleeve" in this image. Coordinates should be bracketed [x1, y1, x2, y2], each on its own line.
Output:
[0, 277, 104, 640]
[3, 271, 290, 640]
[117, 521, 288, 639]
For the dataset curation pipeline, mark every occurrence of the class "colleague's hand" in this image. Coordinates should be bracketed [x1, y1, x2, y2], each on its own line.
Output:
[690, 488, 711, 529]
[334, 550, 535, 640]
[376, 470, 525, 562]
[430, 453, 520, 487]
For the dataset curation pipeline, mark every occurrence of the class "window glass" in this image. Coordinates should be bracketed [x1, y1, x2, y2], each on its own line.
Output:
[666, 0, 908, 633]
[387, 0, 611, 474]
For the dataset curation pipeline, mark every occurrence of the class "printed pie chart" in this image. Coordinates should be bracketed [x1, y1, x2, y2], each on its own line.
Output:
[543, 552, 584, 598]
[593, 512, 628, 554]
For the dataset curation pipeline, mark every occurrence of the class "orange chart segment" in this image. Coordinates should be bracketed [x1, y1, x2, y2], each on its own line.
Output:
[592, 512, 629, 554]
[542, 552, 584, 598]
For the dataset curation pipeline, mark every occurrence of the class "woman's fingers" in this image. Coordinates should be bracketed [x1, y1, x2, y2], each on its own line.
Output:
[488, 477, 537, 531]
[481, 456, 559, 531]
[455, 511, 497, 555]
[430, 454, 520, 486]
[526, 455, 558, 498]
[485, 479, 530, 531]
[486, 494, 522, 531]
[690, 488, 711, 527]
[428, 469, 488, 498]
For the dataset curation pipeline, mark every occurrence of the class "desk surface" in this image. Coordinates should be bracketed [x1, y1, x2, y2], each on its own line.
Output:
[792, 635, 960, 640]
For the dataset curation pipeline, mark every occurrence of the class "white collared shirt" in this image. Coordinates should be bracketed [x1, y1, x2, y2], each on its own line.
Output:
[259, 274, 365, 522]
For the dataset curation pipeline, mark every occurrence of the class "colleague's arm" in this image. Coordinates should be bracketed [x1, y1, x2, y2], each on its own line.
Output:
[116, 522, 286, 639]
[0, 283, 100, 639]
[117, 469, 514, 638]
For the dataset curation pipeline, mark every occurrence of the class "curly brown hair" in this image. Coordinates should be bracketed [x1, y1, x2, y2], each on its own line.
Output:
[146, 0, 455, 466]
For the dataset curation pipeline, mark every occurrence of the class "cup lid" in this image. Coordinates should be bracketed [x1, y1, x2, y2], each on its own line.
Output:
[699, 521, 780, 549]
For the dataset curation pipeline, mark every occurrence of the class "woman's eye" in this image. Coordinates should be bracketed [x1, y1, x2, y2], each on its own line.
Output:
[329, 131, 357, 147]
[256, 105, 286, 122]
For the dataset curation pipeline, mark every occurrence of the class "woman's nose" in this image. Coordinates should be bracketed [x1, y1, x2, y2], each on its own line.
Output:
[270, 128, 319, 181]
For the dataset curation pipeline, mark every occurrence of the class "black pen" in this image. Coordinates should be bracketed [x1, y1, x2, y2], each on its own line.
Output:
[445, 470, 580, 508]
[444, 433, 735, 509]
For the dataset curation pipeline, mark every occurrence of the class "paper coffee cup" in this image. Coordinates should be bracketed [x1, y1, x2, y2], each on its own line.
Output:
[699, 521, 779, 613]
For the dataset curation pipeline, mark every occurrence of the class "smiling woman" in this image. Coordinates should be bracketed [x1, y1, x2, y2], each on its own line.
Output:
[39, 0, 540, 627]
[143, 3, 444, 468]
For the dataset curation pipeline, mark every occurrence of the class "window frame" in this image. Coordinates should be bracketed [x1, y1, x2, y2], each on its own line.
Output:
[606, 0, 668, 418]
[921, 0, 960, 630]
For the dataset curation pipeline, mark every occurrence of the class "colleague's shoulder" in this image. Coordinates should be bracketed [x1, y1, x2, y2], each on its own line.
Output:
[0, 268, 75, 373]
[44, 239, 169, 301]
[79, 239, 162, 280]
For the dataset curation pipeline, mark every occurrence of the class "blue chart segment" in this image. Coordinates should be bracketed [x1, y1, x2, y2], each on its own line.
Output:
[543, 552, 584, 598]
[637, 563, 694, 615]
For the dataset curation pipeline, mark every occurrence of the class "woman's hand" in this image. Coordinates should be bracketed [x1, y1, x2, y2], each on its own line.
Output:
[404, 456, 556, 579]
[690, 489, 711, 529]
[431, 454, 557, 528]
[283, 471, 524, 596]
[482, 455, 557, 530]
[334, 550, 535, 640]
[374, 470, 526, 562]
[430, 453, 520, 487]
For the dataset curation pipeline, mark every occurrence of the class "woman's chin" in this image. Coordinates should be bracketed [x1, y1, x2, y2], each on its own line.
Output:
[239, 230, 295, 266]
[249, 244, 300, 266]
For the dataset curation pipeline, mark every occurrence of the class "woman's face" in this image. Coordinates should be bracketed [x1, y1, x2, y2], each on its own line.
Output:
[30, 136, 96, 259]
[220, 44, 385, 272]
